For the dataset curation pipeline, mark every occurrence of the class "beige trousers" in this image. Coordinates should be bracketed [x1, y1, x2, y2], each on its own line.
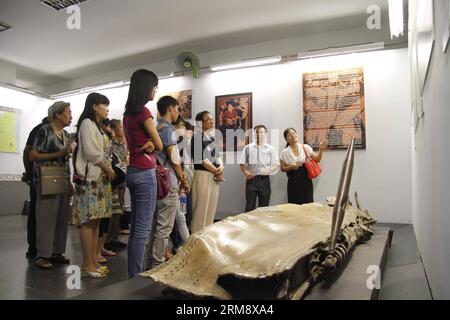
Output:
[191, 170, 220, 234]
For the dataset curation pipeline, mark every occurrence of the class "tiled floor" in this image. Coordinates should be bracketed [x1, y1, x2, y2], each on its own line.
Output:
[0, 215, 432, 300]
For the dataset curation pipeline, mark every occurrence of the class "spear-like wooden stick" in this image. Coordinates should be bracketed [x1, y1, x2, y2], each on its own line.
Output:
[329, 137, 355, 251]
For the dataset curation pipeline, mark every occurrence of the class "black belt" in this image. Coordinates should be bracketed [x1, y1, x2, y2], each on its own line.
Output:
[253, 175, 269, 179]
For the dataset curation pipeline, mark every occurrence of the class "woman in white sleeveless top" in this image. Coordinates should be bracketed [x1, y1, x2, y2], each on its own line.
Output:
[280, 128, 326, 204]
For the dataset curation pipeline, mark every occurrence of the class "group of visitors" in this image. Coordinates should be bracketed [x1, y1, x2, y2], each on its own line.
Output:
[22, 68, 326, 280]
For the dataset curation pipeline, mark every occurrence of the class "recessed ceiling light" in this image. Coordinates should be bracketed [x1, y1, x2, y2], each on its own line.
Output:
[40, 0, 88, 11]
[0, 21, 13, 32]
[388, 0, 404, 39]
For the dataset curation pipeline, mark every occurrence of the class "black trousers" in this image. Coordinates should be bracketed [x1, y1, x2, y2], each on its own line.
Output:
[27, 182, 37, 253]
[245, 176, 271, 212]
[99, 218, 110, 238]
[186, 192, 193, 228]
[120, 212, 130, 230]
[287, 166, 313, 205]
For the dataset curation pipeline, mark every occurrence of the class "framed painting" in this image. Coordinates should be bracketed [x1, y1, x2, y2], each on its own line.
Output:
[215, 92, 252, 151]
[303, 68, 366, 150]
[159, 89, 193, 120]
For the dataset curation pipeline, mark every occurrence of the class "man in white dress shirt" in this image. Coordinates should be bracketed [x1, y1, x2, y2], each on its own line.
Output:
[239, 125, 279, 212]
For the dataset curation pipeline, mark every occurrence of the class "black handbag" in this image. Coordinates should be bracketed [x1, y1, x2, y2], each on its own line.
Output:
[72, 142, 89, 185]
[111, 152, 127, 190]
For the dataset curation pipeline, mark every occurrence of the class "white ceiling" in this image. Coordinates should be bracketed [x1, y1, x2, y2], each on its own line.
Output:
[0, 0, 392, 91]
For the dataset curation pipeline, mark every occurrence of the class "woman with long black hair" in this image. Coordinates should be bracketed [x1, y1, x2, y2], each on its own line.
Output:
[123, 69, 163, 278]
[73, 92, 115, 278]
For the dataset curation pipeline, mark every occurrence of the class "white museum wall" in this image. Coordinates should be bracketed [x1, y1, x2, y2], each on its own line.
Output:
[410, 0, 450, 300]
[207, 48, 412, 224]
[0, 48, 411, 223]
[284, 49, 411, 224]
[46, 48, 411, 224]
[0, 86, 51, 175]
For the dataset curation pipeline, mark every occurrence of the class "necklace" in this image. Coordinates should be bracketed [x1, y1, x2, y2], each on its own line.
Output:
[52, 125, 63, 140]
[55, 130, 62, 139]
[291, 144, 299, 156]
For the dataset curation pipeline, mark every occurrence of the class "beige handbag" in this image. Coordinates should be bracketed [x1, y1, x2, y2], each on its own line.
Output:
[40, 165, 69, 195]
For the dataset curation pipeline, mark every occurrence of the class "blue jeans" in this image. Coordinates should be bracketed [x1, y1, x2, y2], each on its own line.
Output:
[126, 167, 157, 278]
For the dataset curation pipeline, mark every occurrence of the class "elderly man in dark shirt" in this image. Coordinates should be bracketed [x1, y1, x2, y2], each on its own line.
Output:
[22, 117, 49, 258]
[105, 119, 129, 250]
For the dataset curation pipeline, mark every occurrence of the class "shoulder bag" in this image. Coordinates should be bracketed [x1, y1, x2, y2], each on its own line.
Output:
[302, 144, 321, 179]
[40, 132, 70, 195]
[155, 123, 171, 200]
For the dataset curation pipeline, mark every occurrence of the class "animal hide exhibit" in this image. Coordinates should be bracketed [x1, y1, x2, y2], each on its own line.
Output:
[141, 201, 375, 299]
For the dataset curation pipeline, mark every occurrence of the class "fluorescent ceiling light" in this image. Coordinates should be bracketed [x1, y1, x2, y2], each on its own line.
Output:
[388, 0, 404, 39]
[80, 81, 125, 93]
[210, 56, 282, 72]
[50, 89, 82, 100]
[297, 42, 385, 59]
[159, 72, 175, 80]
[0, 83, 40, 96]
[54, 73, 176, 100]
[51, 80, 128, 99]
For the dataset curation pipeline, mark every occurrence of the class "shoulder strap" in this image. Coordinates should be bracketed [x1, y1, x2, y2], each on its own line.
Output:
[155, 122, 170, 166]
[302, 144, 311, 159]
[61, 129, 69, 163]
[156, 122, 169, 131]
[73, 129, 89, 178]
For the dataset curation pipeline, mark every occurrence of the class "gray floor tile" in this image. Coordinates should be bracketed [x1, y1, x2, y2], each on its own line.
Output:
[380, 262, 432, 300]
[0, 278, 53, 300]
[385, 225, 422, 268]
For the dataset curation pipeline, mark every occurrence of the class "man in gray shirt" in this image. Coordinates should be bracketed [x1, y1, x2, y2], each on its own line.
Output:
[239, 125, 279, 212]
[146, 96, 189, 268]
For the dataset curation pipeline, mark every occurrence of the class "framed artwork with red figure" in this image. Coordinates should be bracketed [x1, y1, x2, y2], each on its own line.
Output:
[215, 92, 252, 151]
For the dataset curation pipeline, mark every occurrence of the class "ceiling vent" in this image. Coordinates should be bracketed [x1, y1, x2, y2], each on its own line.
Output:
[40, 0, 88, 11]
[0, 21, 12, 32]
